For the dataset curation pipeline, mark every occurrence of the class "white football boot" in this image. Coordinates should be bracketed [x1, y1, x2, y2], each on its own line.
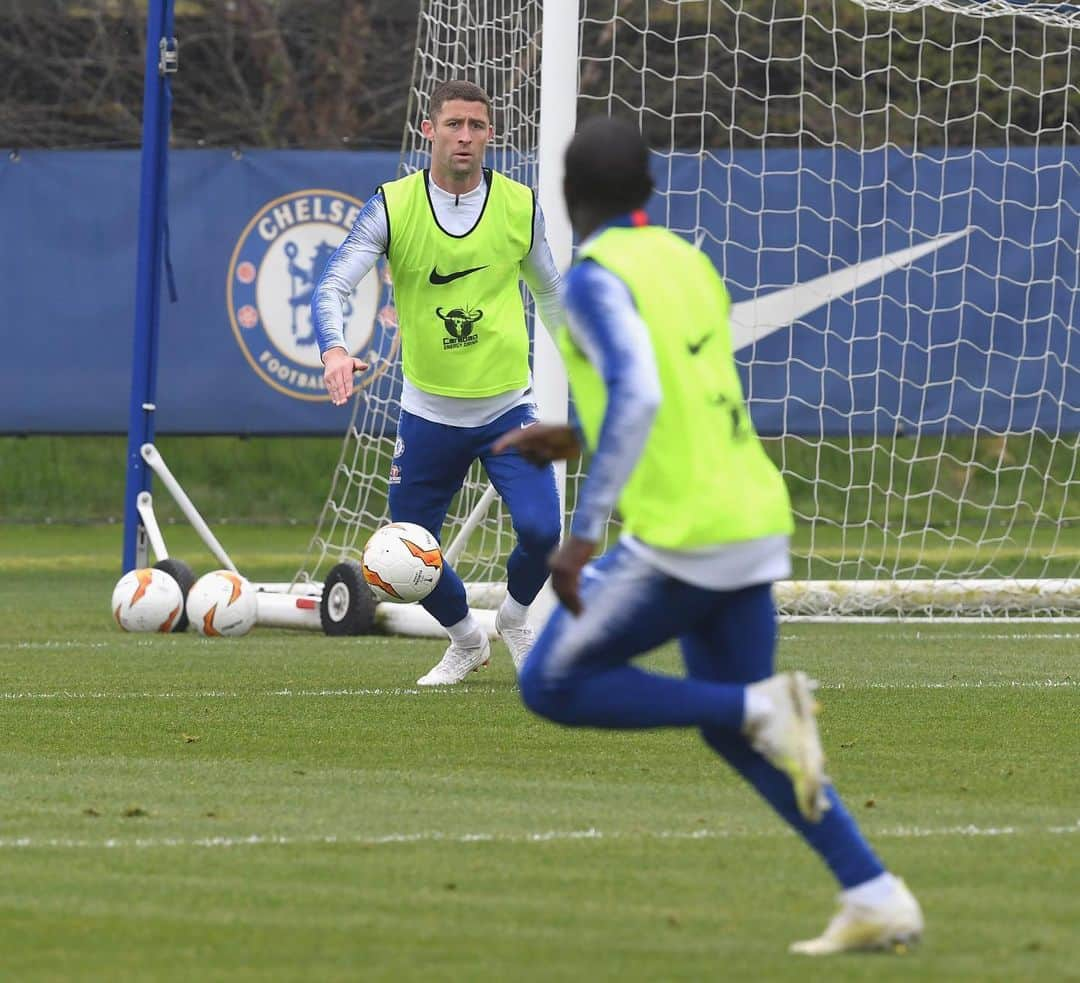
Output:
[790, 879, 924, 955]
[743, 671, 830, 822]
[494, 609, 536, 673]
[416, 633, 491, 686]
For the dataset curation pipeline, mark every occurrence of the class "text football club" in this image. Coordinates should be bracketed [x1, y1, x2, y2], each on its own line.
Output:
[227, 189, 398, 401]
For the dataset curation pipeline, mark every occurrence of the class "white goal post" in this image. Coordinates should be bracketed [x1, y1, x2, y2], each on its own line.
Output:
[296, 0, 1080, 621]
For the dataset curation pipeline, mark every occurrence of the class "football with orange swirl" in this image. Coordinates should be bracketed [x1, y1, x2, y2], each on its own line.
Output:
[361, 522, 443, 603]
[111, 568, 184, 633]
[185, 570, 257, 637]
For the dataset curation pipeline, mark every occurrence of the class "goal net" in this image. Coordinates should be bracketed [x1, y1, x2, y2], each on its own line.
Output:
[299, 0, 1080, 619]
[299, 0, 548, 610]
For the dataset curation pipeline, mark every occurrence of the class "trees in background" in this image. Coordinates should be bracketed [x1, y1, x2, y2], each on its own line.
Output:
[578, 0, 1080, 149]
[0, 0, 418, 149]
[1, 0, 1075, 151]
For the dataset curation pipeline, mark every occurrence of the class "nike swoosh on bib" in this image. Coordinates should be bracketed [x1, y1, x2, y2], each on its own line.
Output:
[429, 265, 488, 285]
[687, 332, 713, 355]
[729, 228, 970, 352]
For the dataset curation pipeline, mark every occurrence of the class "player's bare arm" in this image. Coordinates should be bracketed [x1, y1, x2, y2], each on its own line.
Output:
[546, 535, 596, 616]
[494, 421, 592, 613]
[322, 346, 369, 406]
[492, 423, 581, 465]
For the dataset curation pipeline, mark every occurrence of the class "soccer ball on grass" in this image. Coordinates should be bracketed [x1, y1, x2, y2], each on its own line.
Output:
[111, 568, 184, 633]
[361, 522, 443, 603]
[185, 570, 258, 637]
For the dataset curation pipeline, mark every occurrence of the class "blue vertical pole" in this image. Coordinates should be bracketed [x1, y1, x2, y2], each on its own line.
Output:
[123, 0, 175, 572]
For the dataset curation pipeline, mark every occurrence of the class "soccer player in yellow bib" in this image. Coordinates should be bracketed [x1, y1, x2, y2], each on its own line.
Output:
[495, 118, 924, 956]
[313, 81, 564, 685]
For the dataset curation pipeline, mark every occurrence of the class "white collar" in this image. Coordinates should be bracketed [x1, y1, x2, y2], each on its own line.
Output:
[427, 171, 488, 202]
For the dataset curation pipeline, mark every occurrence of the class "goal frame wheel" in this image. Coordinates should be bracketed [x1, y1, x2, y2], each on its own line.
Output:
[320, 561, 377, 636]
[153, 557, 195, 633]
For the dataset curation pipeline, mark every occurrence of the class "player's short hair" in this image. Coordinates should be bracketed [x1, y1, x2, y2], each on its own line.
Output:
[564, 116, 654, 214]
[428, 81, 492, 122]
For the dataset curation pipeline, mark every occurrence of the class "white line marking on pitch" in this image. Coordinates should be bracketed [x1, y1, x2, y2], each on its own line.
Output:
[0, 822, 1074, 851]
[0, 680, 1073, 701]
[4, 631, 1079, 654]
[828, 680, 1077, 690]
[0, 687, 504, 700]
[782, 632, 1080, 641]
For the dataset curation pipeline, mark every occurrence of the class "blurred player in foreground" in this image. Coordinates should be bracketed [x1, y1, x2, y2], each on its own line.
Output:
[494, 117, 924, 956]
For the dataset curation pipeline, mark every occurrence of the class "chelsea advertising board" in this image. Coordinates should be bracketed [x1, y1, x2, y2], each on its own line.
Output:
[1, 147, 1078, 435]
[226, 188, 398, 403]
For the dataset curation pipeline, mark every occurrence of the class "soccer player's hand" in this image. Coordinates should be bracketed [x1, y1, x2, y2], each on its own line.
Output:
[492, 423, 581, 465]
[322, 346, 370, 406]
[548, 535, 596, 616]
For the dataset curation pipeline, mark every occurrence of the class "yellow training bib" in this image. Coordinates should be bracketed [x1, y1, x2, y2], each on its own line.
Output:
[381, 169, 534, 397]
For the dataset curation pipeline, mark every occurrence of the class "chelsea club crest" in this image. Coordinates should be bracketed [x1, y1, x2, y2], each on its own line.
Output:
[227, 188, 397, 402]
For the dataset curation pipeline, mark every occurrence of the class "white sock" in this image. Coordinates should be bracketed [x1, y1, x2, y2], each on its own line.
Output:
[843, 872, 898, 908]
[446, 613, 484, 648]
[497, 594, 529, 629]
[743, 687, 771, 728]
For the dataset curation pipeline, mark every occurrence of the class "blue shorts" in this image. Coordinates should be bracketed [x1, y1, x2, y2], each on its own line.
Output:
[524, 541, 778, 688]
[388, 403, 562, 621]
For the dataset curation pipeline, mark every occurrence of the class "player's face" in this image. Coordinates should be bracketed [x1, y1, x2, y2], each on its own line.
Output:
[423, 100, 493, 185]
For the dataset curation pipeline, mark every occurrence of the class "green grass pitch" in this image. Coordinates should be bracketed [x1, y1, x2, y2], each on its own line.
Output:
[0, 525, 1077, 981]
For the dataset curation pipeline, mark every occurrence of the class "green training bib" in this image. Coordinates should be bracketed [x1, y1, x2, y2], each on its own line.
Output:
[559, 225, 794, 549]
[381, 169, 534, 397]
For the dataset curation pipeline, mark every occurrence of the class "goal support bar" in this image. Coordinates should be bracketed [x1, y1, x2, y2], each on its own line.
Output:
[122, 0, 176, 574]
[459, 578, 1080, 620]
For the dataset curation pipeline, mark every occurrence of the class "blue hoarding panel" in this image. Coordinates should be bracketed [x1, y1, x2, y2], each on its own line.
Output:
[2, 147, 1078, 435]
[657, 147, 1080, 436]
[0, 149, 400, 434]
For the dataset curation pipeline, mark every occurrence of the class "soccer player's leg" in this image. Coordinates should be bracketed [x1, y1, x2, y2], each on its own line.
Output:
[389, 411, 488, 684]
[480, 404, 562, 669]
[519, 544, 748, 730]
[676, 583, 829, 822]
[680, 585, 881, 863]
[679, 586, 923, 953]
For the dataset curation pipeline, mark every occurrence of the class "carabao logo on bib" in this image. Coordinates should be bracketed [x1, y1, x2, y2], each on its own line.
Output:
[227, 189, 381, 401]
